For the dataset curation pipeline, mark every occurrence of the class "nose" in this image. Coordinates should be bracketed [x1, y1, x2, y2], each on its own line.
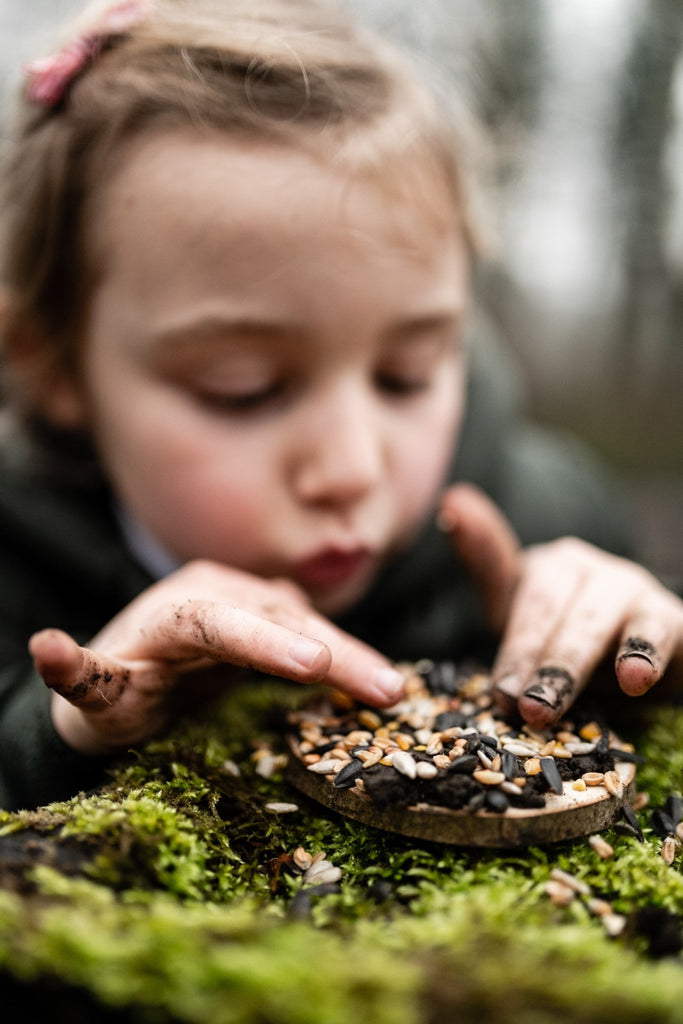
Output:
[291, 378, 385, 509]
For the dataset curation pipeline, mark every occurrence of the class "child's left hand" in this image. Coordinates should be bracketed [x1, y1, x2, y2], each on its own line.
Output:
[440, 483, 683, 728]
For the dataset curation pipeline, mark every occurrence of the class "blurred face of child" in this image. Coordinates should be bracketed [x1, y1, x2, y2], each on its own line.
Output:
[61, 132, 469, 616]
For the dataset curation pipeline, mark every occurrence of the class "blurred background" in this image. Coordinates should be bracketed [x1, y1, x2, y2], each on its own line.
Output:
[1, 0, 681, 578]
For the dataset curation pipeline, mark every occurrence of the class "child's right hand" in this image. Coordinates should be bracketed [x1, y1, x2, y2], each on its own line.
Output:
[28, 560, 406, 757]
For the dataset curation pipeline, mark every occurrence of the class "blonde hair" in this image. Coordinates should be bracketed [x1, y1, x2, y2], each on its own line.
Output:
[0, 0, 477, 417]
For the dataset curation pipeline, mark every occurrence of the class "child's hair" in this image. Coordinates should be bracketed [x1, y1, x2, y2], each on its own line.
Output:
[0, 0, 478, 424]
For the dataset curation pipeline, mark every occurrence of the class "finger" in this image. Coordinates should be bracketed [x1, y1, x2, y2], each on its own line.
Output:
[615, 602, 681, 696]
[514, 567, 635, 728]
[491, 544, 588, 716]
[29, 628, 131, 710]
[132, 602, 404, 706]
[439, 483, 521, 633]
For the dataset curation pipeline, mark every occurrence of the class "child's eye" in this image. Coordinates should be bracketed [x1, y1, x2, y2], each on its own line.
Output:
[196, 382, 285, 414]
[375, 372, 431, 397]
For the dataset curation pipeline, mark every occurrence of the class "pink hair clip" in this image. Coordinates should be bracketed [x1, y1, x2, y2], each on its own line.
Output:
[25, 0, 153, 107]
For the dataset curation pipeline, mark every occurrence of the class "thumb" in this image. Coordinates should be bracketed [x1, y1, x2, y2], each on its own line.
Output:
[438, 483, 521, 634]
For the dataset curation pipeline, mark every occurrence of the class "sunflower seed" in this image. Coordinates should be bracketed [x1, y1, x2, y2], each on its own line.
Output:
[540, 756, 564, 795]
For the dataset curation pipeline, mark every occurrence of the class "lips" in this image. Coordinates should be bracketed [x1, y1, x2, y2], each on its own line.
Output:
[293, 547, 374, 589]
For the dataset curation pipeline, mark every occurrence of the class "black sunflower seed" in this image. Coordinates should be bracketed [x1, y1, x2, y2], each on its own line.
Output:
[333, 759, 363, 789]
[485, 789, 509, 813]
[651, 808, 675, 838]
[610, 748, 647, 764]
[540, 756, 564, 795]
[621, 802, 644, 841]
[664, 794, 682, 828]
[500, 749, 520, 780]
[448, 754, 480, 774]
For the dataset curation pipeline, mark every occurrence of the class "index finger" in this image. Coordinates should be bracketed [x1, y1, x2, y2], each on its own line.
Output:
[127, 599, 406, 706]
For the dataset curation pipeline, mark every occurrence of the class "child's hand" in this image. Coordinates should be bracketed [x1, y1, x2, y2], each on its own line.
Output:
[28, 561, 405, 756]
[440, 483, 683, 728]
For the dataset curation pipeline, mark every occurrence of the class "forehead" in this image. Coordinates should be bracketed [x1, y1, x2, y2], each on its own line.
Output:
[90, 128, 464, 256]
[83, 130, 469, 337]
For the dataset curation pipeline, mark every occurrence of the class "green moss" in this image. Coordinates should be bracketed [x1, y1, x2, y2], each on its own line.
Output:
[0, 684, 682, 1023]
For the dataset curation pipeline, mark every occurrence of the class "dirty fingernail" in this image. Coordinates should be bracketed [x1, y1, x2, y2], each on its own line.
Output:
[523, 666, 574, 710]
[616, 636, 657, 670]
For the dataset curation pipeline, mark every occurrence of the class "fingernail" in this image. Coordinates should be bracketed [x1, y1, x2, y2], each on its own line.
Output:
[370, 667, 405, 702]
[617, 636, 657, 670]
[289, 637, 327, 669]
[523, 666, 574, 710]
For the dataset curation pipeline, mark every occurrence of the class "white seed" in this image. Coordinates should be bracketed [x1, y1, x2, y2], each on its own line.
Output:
[303, 859, 341, 884]
[500, 781, 524, 796]
[220, 759, 241, 777]
[676, 822, 683, 843]
[545, 880, 575, 907]
[589, 834, 614, 859]
[415, 761, 438, 779]
[602, 913, 627, 937]
[306, 758, 346, 774]
[661, 835, 677, 865]
[477, 748, 493, 769]
[587, 898, 613, 917]
[502, 741, 538, 757]
[391, 749, 417, 779]
[550, 868, 590, 895]
[264, 802, 299, 813]
[563, 741, 596, 756]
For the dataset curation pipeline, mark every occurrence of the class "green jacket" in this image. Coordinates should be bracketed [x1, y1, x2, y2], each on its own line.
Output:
[0, 349, 633, 811]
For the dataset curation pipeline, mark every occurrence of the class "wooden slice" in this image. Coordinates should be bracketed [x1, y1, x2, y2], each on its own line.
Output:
[285, 664, 639, 848]
[286, 743, 635, 847]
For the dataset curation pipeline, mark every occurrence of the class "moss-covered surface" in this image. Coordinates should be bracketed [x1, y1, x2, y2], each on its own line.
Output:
[0, 681, 682, 1023]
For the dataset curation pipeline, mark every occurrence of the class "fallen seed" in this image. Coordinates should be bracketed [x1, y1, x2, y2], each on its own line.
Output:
[415, 761, 439, 780]
[583, 772, 605, 787]
[661, 835, 677, 865]
[303, 861, 342, 885]
[292, 847, 313, 870]
[589, 834, 614, 859]
[550, 868, 591, 895]
[572, 779, 587, 791]
[587, 897, 613, 917]
[602, 913, 627, 937]
[265, 802, 299, 813]
[524, 757, 541, 775]
[545, 880, 575, 906]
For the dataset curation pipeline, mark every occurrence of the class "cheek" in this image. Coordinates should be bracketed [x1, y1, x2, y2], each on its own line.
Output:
[91, 401, 278, 566]
[391, 376, 464, 533]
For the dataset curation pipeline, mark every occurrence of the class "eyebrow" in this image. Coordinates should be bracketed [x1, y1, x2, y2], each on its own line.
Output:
[148, 317, 298, 353]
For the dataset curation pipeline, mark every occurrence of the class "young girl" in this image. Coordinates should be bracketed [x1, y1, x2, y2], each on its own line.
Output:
[0, 0, 680, 811]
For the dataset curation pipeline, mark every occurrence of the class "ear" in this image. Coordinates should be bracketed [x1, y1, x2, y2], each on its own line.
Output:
[1, 304, 88, 429]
